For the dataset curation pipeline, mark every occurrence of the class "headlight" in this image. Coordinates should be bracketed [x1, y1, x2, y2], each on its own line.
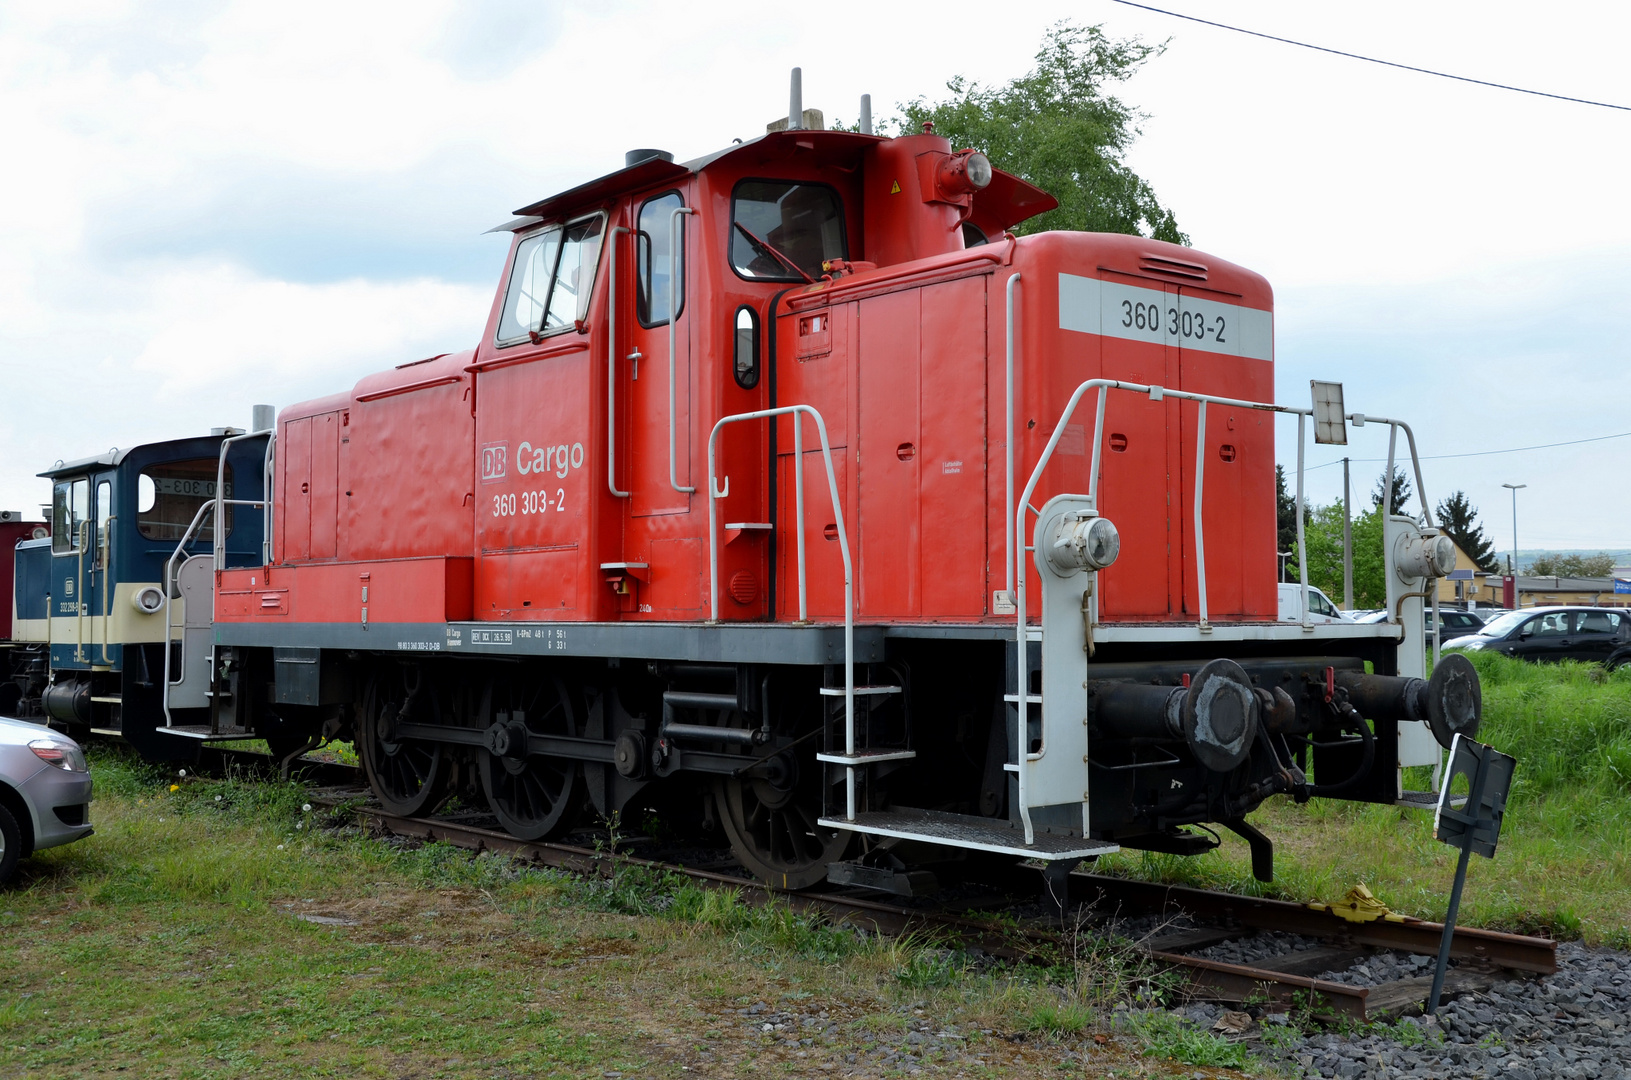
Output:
[964, 152, 993, 190]
[29, 739, 88, 772]
[1045, 514, 1120, 575]
[936, 151, 994, 198]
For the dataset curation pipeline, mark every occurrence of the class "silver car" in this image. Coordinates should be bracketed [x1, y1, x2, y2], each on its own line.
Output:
[1, 715, 93, 884]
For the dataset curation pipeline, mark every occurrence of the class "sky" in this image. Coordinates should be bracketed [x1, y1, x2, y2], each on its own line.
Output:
[1, 0, 1627, 554]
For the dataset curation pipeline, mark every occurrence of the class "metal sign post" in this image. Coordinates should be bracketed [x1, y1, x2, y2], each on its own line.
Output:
[1427, 734, 1517, 1014]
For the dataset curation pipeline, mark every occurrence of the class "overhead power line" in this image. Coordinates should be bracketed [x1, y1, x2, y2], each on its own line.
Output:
[1303, 429, 1631, 472]
[1108, 0, 1631, 112]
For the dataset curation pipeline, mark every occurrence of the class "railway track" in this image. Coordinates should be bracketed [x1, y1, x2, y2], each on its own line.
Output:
[214, 747, 1558, 1022]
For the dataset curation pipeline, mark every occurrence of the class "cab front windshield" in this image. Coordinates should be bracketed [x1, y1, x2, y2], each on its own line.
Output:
[730, 181, 845, 281]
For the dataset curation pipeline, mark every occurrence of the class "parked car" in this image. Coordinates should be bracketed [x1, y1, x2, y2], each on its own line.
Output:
[1277, 583, 1349, 623]
[1349, 608, 1485, 643]
[0, 716, 93, 885]
[1446, 606, 1631, 669]
[1430, 609, 1487, 643]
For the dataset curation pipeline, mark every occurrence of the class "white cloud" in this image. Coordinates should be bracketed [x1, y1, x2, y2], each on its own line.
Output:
[0, 0, 1627, 552]
[0, 262, 486, 512]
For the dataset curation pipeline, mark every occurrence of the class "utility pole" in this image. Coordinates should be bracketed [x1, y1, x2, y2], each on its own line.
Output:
[1342, 457, 1353, 610]
[1502, 483, 1526, 577]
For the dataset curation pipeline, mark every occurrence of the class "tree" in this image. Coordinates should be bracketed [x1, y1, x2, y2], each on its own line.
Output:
[893, 22, 1188, 244]
[1529, 552, 1616, 578]
[1435, 491, 1500, 574]
[1371, 467, 1414, 516]
[1275, 465, 1305, 579]
[1296, 501, 1387, 608]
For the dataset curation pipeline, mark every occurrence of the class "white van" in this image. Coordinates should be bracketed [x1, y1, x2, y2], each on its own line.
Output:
[1277, 583, 1349, 623]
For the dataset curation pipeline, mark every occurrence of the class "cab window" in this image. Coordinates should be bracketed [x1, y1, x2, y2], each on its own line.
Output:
[1309, 590, 1339, 618]
[637, 192, 685, 326]
[51, 478, 89, 555]
[495, 213, 606, 346]
[137, 459, 232, 542]
[96, 480, 111, 569]
[730, 180, 846, 281]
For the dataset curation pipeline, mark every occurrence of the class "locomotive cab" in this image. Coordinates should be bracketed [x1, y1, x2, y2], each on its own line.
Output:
[10, 427, 271, 760]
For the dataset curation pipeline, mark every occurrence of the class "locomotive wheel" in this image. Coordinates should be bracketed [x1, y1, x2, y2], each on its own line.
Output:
[358, 671, 448, 818]
[715, 749, 851, 891]
[477, 674, 582, 841]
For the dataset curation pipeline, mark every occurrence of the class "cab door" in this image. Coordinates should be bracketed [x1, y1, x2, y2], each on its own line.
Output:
[48, 475, 91, 664]
[621, 189, 705, 617]
[626, 189, 694, 520]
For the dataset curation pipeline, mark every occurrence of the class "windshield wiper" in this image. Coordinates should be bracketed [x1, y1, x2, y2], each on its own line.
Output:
[733, 222, 814, 283]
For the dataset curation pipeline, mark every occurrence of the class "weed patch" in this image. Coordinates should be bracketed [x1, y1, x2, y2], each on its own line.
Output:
[1119, 1008, 1250, 1068]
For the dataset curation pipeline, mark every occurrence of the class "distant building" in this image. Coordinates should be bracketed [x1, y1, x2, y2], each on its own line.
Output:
[1434, 539, 1499, 608]
[1429, 543, 1631, 610]
[1501, 576, 1629, 609]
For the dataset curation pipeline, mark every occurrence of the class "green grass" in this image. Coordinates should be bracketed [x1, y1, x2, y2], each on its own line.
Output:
[1117, 1009, 1249, 1068]
[9, 747, 1256, 1077]
[1093, 654, 1631, 943]
[14, 657, 1618, 1077]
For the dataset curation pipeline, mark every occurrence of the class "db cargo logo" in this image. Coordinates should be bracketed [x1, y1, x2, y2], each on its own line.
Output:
[480, 442, 508, 483]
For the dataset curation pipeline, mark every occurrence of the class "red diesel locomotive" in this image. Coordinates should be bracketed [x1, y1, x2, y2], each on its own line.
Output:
[47, 78, 1482, 891]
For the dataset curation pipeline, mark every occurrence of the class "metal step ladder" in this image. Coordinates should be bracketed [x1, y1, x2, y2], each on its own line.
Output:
[814, 682, 908, 767]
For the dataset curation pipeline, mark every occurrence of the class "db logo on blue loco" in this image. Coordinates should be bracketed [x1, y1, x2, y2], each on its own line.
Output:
[481, 442, 508, 483]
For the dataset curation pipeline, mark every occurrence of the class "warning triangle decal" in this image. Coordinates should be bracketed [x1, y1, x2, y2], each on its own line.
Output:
[890, 180, 901, 194]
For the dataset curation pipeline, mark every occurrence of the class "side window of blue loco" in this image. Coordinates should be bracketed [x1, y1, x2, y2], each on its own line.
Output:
[51, 478, 88, 555]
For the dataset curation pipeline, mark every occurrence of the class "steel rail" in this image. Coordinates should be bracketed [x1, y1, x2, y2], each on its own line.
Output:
[329, 792, 1556, 1021]
[198, 750, 1554, 1021]
[1070, 873, 1557, 975]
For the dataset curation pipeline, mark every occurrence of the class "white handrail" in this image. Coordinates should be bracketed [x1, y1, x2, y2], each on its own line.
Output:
[99, 512, 115, 665]
[1363, 412, 1436, 530]
[1011, 377, 1318, 843]
[162, 499, 216, 730]
[1004, 272, 1020, 599]
[262, 432, 276, 565]
[74, 520, 88, 662]
[1008, 378, 1439, 840]
[162, 496, 266, 729]
[1194, 400, 1210, 630]
[213, 431, 267, 566]
[1296, 413, 1310, 629]
[667, 206, 696, 494]
[606, 225, 631, 498]
[706, 404, 858, 816]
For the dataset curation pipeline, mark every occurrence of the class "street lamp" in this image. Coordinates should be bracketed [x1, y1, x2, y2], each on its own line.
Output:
[1502, 483, 1526, 576]
[1278, 550, 1293, 583]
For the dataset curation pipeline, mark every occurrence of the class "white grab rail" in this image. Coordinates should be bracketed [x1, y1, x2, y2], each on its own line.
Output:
[1007, 377, 1438, 838]
[1008, 379, 1441, 841]
[705, 404, 859, 815]
[1003, 272, 1021, 601]
[161, 496, 265, 729]
[606, 225, 631, 498]
[667, 206, 696, 494]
